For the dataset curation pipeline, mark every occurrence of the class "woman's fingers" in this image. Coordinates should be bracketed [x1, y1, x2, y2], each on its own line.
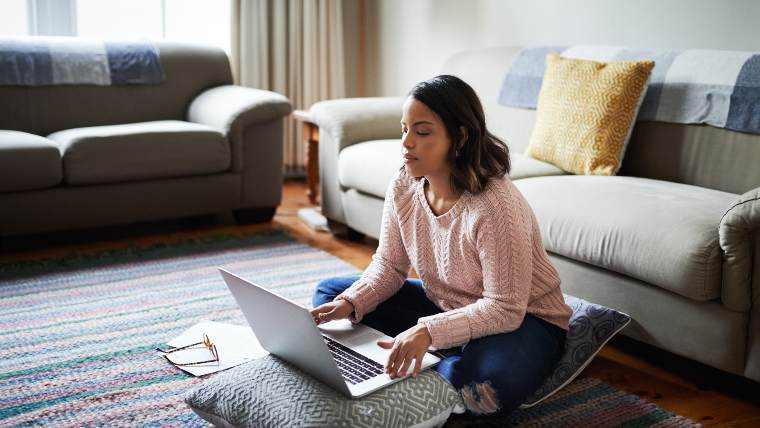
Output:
[386, 341, 401, 374]
[391, 346, 412, 378]
[310, 305, 333, 324]
[318, 308, 338, 323]
[309, 305, 330, 317]
[397, 352, 414, 378]
[313, 303, 331, 313]
[412, 353, 424, 378]
[380, 336, 429, 379]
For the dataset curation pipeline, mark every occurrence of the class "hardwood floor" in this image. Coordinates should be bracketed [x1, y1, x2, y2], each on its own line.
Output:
[2, 178, 759, 426]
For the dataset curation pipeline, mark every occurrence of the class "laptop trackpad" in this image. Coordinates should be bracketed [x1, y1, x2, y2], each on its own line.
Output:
[347, 330, 384, 345]
[319, 320, 390, 359]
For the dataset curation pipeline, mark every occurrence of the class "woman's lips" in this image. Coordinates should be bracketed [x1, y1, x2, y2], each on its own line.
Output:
[403, 154, 417, 163]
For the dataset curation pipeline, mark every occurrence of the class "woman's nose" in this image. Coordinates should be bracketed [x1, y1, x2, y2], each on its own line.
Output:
[402, 132, 413, 148]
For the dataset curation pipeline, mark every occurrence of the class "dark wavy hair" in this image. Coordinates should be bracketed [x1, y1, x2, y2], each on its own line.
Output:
[406, 74, 510, 194]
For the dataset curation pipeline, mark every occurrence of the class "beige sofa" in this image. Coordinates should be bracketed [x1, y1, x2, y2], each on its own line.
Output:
[0, 41, 292, 237]
[309, 47, 760, 382]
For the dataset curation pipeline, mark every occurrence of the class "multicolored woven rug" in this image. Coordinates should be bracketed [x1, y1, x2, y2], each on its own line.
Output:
[0, 229, 700, 427]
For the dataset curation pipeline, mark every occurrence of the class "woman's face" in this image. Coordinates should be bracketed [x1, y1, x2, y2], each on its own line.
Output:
[400, 96, 452, 178]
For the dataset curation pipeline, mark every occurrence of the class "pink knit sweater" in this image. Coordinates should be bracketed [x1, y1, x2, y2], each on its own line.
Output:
[337, 168, 572, 350]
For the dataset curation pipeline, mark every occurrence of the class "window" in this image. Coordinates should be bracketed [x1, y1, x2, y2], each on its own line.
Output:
[0, 0, 29, 36]
[163, 0, 231, 55]
[76, 0, 164, 41]
[2, 0, 231, 55]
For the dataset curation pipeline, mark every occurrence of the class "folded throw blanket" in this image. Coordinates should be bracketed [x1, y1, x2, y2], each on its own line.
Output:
[0, 36, 164, 86]
[498, 45, 760, 135]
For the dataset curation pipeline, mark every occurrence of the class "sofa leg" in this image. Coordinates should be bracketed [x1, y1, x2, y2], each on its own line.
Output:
[233, 207, 276, 224]
[327, 219, 365, 242]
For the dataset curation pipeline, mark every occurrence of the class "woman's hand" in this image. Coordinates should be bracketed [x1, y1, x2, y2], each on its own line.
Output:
[310, 299, 355, 325]
[377, 324, 432, 379]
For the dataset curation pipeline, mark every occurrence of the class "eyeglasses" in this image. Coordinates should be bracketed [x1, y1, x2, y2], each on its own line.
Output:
[161, 333, 219, 366]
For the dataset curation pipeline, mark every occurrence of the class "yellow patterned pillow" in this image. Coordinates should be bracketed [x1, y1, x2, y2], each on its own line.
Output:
[525, 53, 655, 175]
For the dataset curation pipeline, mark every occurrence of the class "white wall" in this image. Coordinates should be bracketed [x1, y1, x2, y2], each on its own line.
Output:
[364, 0, 760, 96]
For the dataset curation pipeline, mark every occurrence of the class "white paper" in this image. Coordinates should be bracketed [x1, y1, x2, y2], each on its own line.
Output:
[160, 320, 269, 376]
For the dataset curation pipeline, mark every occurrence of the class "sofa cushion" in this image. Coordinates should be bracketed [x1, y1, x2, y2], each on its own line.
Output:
[338, 139, 565, 199]
[514, 175, 738, 301]
[339, 139, 400, 198]
[48, 120, 230, 185]
[0, 130, 62, 192]
[522, 293, 630, 407]
[509, 152, 566, 179]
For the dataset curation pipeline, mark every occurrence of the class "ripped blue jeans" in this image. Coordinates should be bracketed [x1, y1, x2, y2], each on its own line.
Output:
[313, 275, 567, 416]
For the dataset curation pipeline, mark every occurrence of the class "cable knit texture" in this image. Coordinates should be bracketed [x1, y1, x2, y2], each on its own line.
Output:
[337, 167, 573, 349]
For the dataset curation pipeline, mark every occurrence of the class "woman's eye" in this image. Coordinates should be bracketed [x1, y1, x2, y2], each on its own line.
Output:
[401, 127, 428, 136]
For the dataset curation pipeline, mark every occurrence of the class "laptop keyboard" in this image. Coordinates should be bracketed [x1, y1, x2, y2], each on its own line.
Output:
[323, 336, 385, 384]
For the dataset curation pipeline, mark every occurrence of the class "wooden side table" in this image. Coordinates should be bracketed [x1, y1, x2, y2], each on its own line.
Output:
[293, 109, 320, 205]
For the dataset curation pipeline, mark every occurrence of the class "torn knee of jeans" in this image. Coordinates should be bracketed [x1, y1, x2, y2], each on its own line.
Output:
[460, 381, 500, 415]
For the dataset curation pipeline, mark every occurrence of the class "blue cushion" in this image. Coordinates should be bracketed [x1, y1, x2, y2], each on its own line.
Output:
[520, 294, 631, 408]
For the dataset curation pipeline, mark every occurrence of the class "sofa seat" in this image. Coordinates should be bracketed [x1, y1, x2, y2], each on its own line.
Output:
[338, 139, 566, 198]
[514, 175, 738, 302]
[509, 152, 566, 179]
[0, 130, 62, 192]
[48, 120, 230, 185]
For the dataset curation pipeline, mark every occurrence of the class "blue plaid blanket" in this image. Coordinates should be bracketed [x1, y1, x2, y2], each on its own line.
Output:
[0, 36, 164, 86]
[498, 45, 760, 135]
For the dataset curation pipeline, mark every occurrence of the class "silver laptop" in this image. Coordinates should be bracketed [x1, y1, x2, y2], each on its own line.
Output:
[219, 268, 441, 398]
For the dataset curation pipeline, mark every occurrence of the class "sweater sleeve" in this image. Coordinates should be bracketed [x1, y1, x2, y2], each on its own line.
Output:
[336, 173, 412, 322]
[418, 184, 533, 349]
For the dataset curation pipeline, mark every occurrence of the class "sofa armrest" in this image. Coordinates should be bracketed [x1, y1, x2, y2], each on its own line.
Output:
[188, 85, 290, 207]
[188, 85, 292, 137]
[309, 97, 404, 151]
[309, 97, 404, 224]
[719, 186, 760, 312]
[188, 85, 291, 177]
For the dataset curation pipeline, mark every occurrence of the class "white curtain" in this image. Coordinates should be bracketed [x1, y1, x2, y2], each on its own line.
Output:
[232, 0, 346, 176]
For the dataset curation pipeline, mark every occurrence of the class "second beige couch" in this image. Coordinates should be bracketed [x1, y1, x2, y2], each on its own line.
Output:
[0, 40, 292, 237]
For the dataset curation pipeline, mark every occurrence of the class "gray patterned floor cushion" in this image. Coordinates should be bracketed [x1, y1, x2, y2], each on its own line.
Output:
[184, 355, 465, 428]
[519, 294, 631, 408]
[184, 295, 630, 426]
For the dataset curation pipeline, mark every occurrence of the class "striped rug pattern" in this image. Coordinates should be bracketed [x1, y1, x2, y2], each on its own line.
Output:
[0, 230, 700, 427]
[447, 377, 700, 427]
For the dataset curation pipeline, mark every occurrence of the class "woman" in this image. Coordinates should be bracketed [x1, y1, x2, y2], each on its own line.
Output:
[310, 75, 572, 416]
